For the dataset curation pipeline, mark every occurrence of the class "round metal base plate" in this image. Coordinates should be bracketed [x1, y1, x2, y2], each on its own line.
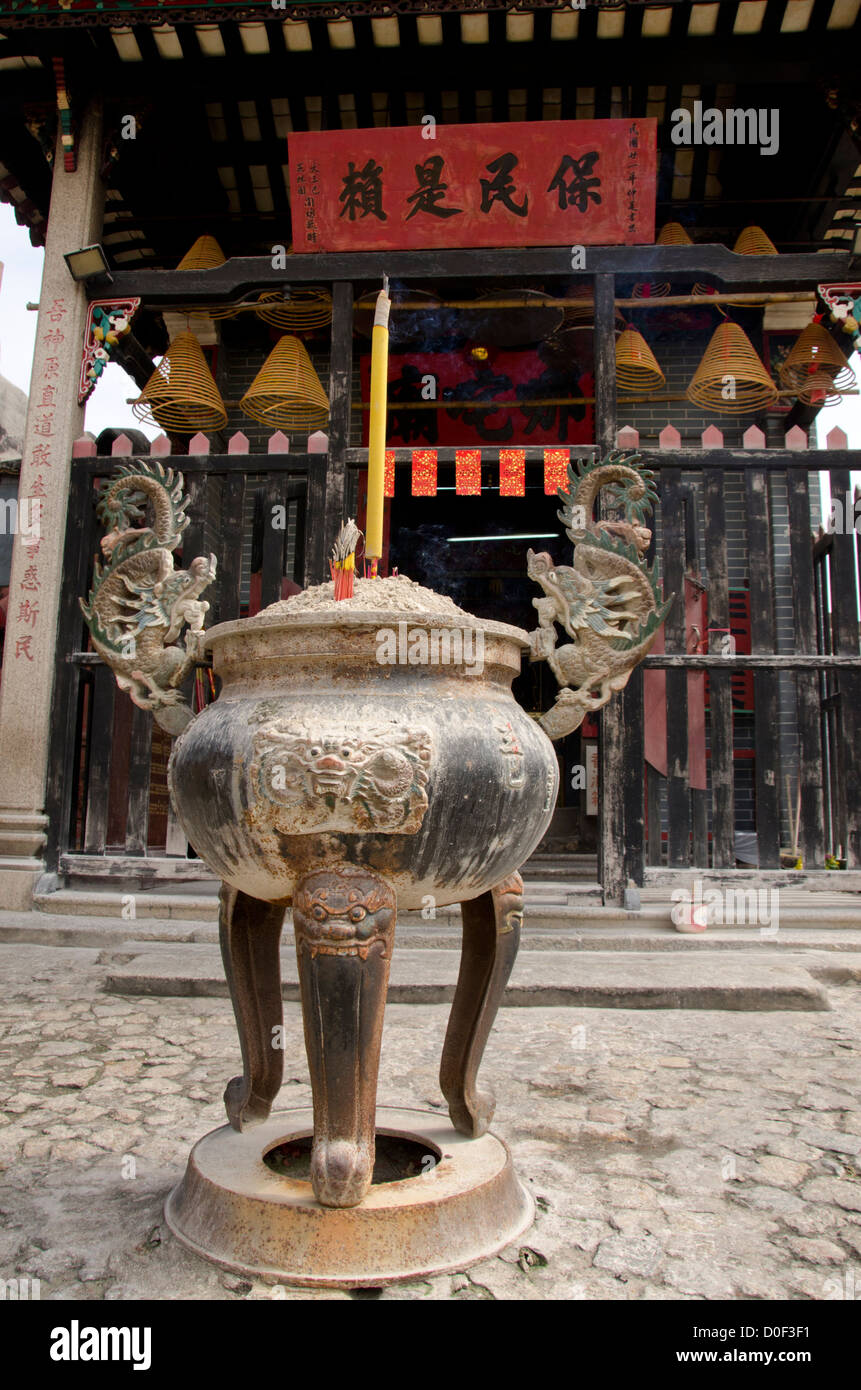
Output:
[165, 1106, 533, 1288]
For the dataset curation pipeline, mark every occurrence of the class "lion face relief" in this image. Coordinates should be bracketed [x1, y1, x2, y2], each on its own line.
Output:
[249, 722, 432, 834]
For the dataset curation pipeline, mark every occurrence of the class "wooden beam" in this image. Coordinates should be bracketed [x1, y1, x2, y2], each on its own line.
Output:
[104, 246, 854, 303]
[593, 272, 616, 456]
[746, 470, 781, 868]
[788, 472, 827, 867]
[827, 466, 861, 866]
[322, 279, 353, 556]
[43, 468, 96, 872]
[643, 655, 861, 668]
[703, 467, 734, 868]
[661, 468, 691, 867]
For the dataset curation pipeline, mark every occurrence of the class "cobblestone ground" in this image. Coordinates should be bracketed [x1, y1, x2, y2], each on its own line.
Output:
[0, 944, 860, 1301]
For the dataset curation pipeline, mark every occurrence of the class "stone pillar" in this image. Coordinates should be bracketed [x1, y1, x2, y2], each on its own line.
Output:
[0, 100, 104, 908]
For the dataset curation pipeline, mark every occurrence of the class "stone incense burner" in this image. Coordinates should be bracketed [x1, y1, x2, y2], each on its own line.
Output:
[167, 576, 559, 1216]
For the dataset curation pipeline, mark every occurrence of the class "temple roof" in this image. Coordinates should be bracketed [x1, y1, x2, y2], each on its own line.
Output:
[0, 2, 859, 265]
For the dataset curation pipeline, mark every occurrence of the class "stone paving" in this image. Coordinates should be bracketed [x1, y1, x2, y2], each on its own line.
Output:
[1, 942, 860, 1301]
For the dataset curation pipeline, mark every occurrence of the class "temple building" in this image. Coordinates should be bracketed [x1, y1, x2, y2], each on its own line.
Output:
[0, 0, 859, 913]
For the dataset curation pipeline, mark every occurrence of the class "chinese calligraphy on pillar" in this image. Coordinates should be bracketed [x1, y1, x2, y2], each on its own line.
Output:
[10, 296, 67, 662]
[289, 120, 656, 252]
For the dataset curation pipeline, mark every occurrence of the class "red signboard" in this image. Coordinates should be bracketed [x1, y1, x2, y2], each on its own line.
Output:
[289, 120, 656, 253]
[360, 349, 594, 448]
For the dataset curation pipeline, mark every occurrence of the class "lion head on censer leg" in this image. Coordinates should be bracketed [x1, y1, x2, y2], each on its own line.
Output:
[292, 867, 396, 959]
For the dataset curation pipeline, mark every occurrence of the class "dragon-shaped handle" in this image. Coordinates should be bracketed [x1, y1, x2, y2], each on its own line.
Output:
[79, 460, 216, 735]
[527, 450, 673, 741]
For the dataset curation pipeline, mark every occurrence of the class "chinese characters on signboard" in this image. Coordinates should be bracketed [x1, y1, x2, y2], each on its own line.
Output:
[289, 119, 656, 252]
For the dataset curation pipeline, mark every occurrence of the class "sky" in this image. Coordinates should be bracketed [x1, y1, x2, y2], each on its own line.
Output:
[0, 203, 158, 440]
[1, 200, 859, 470]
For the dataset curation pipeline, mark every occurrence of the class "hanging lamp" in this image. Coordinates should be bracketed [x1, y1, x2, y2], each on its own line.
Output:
[615, 327, 666, 393]
[133, 331, 227, 433]
[240, 335, 330, 430]
[779, 321, 857, 406]
[686, 320, 778, 413]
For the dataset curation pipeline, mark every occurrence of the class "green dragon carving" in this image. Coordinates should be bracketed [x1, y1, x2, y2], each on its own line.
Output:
[527, 450, 673, 740]
[80, 460, 216, 734]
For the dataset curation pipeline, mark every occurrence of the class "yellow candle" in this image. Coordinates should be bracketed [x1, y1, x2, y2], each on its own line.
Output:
[365, 278, 390, 566]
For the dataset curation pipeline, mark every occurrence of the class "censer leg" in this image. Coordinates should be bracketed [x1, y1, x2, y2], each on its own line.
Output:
[440, 872, 523, 1138]
[219, 884, 288, 1131]
[292, 866, 396, 1208]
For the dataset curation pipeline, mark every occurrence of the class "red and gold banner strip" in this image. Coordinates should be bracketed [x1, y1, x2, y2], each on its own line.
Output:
[455, 449, 481, 496]
[384, 449, 396, 498]
[411, 448, 438, 496]
[499, 448, 526, 497]
[544, 448, 570, 495]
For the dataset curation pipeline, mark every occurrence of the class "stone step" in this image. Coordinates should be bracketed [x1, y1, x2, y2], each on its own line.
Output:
[100, 943, 837, 1010]
[7, 907, 861, 953]
[27, 884, 861, 937]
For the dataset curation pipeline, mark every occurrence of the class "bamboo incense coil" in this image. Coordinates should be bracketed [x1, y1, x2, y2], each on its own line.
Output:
[240, 334, 330, 430]
[778, 322, 856, 406]
[632, 279, 670, 299]
[255, 287, 333, 330]
[630, 224, 693, 298]
[732, 225, 778, 256]
[176, 235, 227, 271]
[615, 328, 666, 393]
[686, 321, 778, 413]
[133, 331, 227, 433]
[657, 221, 694, 246]
[726, 226, 779, 307]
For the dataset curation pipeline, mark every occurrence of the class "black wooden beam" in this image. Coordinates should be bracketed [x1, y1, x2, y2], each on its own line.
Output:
[643, 655, 861, 669]
[746, 470, 781, 868]
[322, 280, 353, 556]
[105, 246, 855, 302]
[217, 473, 246, 622]
[593, 272, 616, 455]
[788, 471, 827, 867]
[827, 467, 861, 866]
[43, 469, 96, 873]
[661, 467, 691, 867]
[703, 468, 734, 868]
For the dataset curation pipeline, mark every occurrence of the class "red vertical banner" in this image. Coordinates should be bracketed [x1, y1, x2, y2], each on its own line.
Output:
[544, 448, 570, 495]
[499, 448, 526, 497]
[455, 449, 482, 496]
[411, 449, 438, 496]
[384, 449, 396, 498]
